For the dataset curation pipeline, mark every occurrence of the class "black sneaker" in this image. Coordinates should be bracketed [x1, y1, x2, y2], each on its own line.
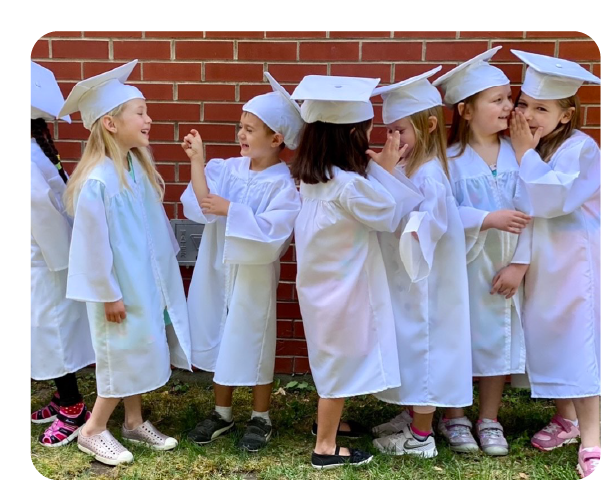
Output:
[311, 420, 368, 439]
[188, 411, 234, 445]
[311, 446, 373, 470]
[239, 417, 272, 452]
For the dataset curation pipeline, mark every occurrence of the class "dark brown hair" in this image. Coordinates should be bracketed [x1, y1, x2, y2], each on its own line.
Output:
[290, 119, 372, 184]
[31, 118, 68, 184]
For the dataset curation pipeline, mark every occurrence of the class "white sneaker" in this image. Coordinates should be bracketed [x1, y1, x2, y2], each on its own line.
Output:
[373, 425, 438, 458]
[372, 409, 412, 438]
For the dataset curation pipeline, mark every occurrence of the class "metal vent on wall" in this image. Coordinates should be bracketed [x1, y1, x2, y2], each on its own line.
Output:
[170, 220, 204, 266]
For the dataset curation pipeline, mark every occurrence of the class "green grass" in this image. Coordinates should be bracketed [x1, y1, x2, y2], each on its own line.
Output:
[31, 373, 582, 479]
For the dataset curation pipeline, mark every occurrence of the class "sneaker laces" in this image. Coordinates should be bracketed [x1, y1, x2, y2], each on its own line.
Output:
[447, 424, 471, 439]
[480, 427, 503, 439]
[541, 422, 561, 434]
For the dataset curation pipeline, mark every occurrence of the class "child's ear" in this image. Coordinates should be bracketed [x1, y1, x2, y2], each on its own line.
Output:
[428, 115, 438, 133]
[271, 132, 285, 148]
[560, 106, 575, 125]
[458, 102, 471, 120]
[102, 115, 118, 133]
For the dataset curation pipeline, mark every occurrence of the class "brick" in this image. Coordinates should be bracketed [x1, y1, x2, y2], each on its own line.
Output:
[85, 31, 143, 38]
[293, 321, 305, 339]
[460, 31, 524, 39]
[369, 126, 389, 143]
[363, 40, 423, 61]
[526, 31, 590, 38]
[277, 302, 301, 319]
[57, 122, 88, 140]
[178, 84, 235, 101]
[176, 41, 234, 60]
[267, 63, 328, 82]
[581, 128, 600, 144]
[176, 203, 185, 219]
[274, 357, 293, 374]
[394, 31, 456, 39]
[238, 41, 297, 61]
[54, 141, 82, 160]
[147, 102, 200, 121]
[331, 63, 392, 80]
[163, 203, 177, 220]
[266, 31, 327, 38]
[493, 63, 524, 83]
[558, 41, 600, 61]
[164, 184, 187, 202]
[426, 41, 492, 61]
[52, 40, 109, 59]
[114, 41, 171, 60]
[62, 160, 77, 175]
[393, 63, 454, 83]
[143, 62, 201, 81]
[491, 42, 555, 61]
[281, 245, 294, 262]
[579, 85, 600, 104]
[277, 282, 294, 301]
[330, 31, 391, 38]
[84, 62, 141, 80]
[299, 42, 359, 61]
[279, 149, 294, 162]
[205, 144, 242, 160]
[276, 339, 307, 356]
[205, 63, 264, 82]
[43, 31, 82, 38]
[204, 103, 244, 122]
[151, 143, 188, 162]
[147, 123, 175, 141]
[156, 163, 176, 182]
[293, 357, 311, 374]
[239, 84, 273, 101]
[277, 319, 294, 338]
[594, 64, 600, 77]
[178, 164, 191, 182]
[131, 83, 174, 101]
[179, 123, 236, 142]
[40, 62, 81, 80]
[146, 31, 205, 38]
[206, 31, 264, 39]
[31, 40, 49, 58]
[280, 263, 297, 281]
[586, 106, 600, 126]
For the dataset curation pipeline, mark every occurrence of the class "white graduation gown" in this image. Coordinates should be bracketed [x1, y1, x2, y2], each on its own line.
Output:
[514, 130, 600, 399]
[66, 155, 192, 398]
[295, 161, 423, 399]
[181, 157, 300, 386]
[375, 159, 473, 407]
[448, 138, 528, 377]
[31, 139, 94, 380]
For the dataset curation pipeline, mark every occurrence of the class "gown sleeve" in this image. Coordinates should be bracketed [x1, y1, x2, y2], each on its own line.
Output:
[514, 135, 600, 218]
[510, 221, 532, 265]
[30, 164, 71, 272]
[399, 177, 449, 282]
[66, 179, 123, 303]
[457, 205, 490, 264]
[339, 161, 423, 232]
[223, 182, 301, 265]
[180, 158, 226, 224]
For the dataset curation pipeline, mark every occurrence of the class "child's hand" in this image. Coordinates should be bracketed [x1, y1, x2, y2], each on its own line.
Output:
[200, 194, 230, 216]
[483, 209, 531, 234]
[510, 111, 543, 164]
[105, 300, 126, 323]
[181, 129, 205, 164]
[490, 263, 529, 298]
[366, 131, 409, 173]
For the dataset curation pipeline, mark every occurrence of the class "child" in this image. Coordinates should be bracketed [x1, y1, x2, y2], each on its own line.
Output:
[30, 61, 95, 447]
[369, 67, 473, 459]
[181, 72, 302, 452]
[510, 50, 600, 478]
[290, 75, 423, 469]
[59, 60, 192, 466]
[425, 47, 532, 456]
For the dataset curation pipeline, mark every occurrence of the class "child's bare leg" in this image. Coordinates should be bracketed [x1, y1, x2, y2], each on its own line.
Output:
[252, 383, 272, 412]
[573, 396, 600, 448]
[556, 398, 578, 421]
[123, 394, 143, 430]
[81, 396, 121, 436]
[314, 397, 349, 455]
[412, 406, 435, 434]
[479, 376, 506, 420]
[214, 382, 235, 407]
[444, 407, 465, 419]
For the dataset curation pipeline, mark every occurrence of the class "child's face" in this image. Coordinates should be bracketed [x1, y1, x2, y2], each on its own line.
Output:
[237, 112, 279, 159]
[468, 84, 513, 136]
[113, 98, 152, 150]
[514, 93, 573, 139]
[386, 117, 416, 159]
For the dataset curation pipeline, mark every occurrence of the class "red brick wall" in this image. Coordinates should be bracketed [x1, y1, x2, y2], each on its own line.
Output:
[32, 31, 601, 375]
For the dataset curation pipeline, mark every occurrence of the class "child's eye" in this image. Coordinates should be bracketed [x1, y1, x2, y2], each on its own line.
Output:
[537, 107, 547, 112]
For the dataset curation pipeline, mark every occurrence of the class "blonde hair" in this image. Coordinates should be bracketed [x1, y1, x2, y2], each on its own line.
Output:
[528, 94, 581, 162]
[403, 105, 450, 179]
[64, 102, 164, 215]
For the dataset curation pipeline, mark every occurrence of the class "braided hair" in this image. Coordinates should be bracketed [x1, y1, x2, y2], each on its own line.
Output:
[31, 118, 68, 184]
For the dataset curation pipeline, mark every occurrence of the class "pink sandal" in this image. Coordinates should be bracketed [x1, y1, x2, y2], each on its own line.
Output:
[31, 392, 60, 424]
[38, 402, 90, 448]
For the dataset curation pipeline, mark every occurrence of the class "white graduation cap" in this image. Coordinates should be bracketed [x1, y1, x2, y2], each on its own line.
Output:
[432, 46, 509, 107]
[291, 75, 380, 124]
[58, 60, 144, 130]
[242, 72, 304, 150]
[373, 66, 443, 124]
[511, 49, 601, 100]
[31, 61, 71, 123]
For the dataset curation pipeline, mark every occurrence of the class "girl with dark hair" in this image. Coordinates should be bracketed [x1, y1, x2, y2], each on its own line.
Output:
[30, 62, 95, 447]
[290, 75, 423, 469]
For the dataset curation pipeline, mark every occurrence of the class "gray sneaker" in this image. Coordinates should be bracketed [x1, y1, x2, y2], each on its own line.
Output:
[372, 410, 412, 438]
[438, 416, 479, 453]
[122, 420, 178, 451]
[476, 420, 508, 456]
[373, 425, 438, 458]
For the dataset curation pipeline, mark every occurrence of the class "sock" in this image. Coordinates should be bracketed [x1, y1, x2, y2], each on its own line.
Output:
[215, 406, 233, 422]
[564, 417, 579, 427]
[410, 424, 431, 441]
[478, 418, 498, 424]
[251, 410, 271, 426]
